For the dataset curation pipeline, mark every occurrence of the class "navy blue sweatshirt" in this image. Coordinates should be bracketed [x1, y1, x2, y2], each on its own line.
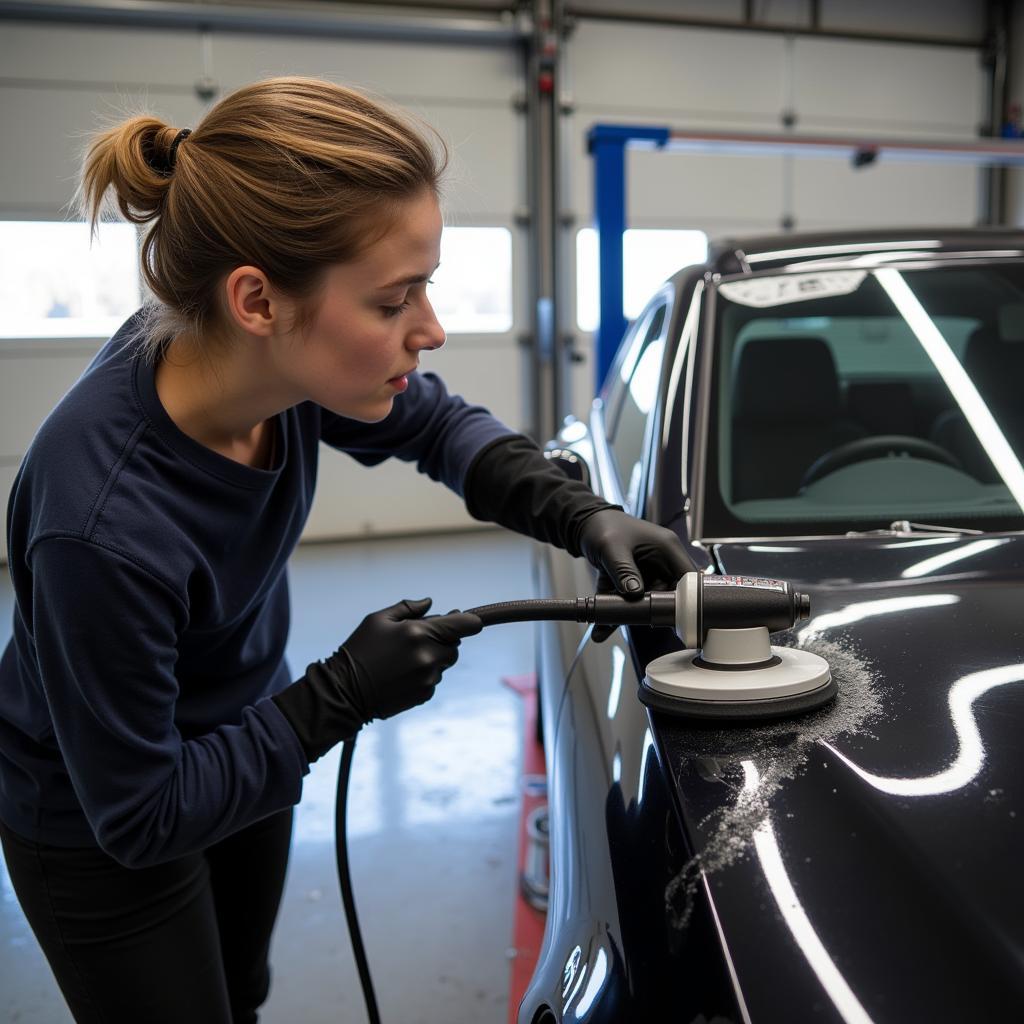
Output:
[0, 310, 512, 867]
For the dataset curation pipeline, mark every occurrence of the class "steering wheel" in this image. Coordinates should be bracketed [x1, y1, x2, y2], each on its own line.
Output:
[799, 435, 963, 491]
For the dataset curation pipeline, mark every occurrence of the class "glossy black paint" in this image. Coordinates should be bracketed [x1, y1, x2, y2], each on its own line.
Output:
[522, 230, 1024, 1023]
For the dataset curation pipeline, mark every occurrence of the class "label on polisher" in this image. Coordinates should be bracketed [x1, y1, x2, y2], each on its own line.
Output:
[704, 575, 786, 592]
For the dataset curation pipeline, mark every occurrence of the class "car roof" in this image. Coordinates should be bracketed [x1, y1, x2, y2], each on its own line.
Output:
[706, 227, 1024, 274]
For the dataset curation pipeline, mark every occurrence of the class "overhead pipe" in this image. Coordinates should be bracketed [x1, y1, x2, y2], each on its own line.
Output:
[0, 0, 528, 45]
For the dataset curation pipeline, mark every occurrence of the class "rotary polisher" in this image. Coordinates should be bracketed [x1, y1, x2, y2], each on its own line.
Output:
[466, 570, 835, 720]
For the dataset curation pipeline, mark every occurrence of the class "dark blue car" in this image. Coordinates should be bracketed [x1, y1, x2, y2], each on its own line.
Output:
[525, 229, 1024, 1023]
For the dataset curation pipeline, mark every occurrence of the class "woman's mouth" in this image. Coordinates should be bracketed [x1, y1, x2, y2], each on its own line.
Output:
[387, 374, 409, 393]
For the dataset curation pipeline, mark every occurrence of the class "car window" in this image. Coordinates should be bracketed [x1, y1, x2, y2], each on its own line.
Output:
[702, 263, 1024, 536]
[608, 301, 669, 508]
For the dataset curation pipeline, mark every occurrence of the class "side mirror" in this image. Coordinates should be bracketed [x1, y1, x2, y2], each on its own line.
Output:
[544, 448, 591, 488]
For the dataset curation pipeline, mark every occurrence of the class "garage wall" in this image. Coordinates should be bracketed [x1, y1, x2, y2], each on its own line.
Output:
[561, 12, 987, 415]
[0, 19, 526, 561]
[0, 3, 995, 560]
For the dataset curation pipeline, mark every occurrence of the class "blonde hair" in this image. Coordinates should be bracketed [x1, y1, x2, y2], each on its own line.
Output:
[77, 76, 447, 362]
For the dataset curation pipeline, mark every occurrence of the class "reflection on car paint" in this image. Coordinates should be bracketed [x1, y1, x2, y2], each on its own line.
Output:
[900, 536, 1007, 577]
[662, 636, 881, 930]
[637, 728, 656, 805]
[572, 946, 609, 1019]
[822, 662, 1024, 797]
[742, 761, 876, 1024]
[797, 594, 959, 643]
[606, 645, 626, 719]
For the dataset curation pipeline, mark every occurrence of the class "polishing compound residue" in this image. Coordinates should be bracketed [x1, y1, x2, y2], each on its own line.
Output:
[664, 635, 882, 929]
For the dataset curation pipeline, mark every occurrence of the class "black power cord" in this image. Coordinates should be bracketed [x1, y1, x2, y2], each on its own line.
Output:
[335, 737, 381, 1024]
[333, 595, 675, 1024]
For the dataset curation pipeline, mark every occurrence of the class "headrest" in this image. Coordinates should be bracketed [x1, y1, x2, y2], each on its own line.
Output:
[733, 337, 839, 421]
[962, 325, 1024, 410]
[998, 304, 1024, 342]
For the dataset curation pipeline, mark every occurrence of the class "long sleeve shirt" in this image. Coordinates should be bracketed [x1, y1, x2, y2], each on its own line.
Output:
[0, 309, 512, 867]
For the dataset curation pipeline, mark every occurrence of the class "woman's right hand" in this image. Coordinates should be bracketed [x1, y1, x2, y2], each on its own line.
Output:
[337, 598, 483, 722]
[273, 598, 483, 762]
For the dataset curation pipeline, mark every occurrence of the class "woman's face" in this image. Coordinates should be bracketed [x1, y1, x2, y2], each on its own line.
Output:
[278, 189, 446, 423]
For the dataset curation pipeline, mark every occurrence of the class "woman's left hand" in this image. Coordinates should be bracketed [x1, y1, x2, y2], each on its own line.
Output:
[577, 508, 696, 641]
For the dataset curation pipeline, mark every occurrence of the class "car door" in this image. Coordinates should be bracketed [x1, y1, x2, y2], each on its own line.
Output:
[566, 287, 674, 777]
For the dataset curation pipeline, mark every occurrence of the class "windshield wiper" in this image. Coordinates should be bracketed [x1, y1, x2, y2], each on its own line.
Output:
[846, 520, 984, 537]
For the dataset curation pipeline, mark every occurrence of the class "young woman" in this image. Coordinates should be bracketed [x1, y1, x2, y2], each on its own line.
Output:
[0, 76, 692, 1023]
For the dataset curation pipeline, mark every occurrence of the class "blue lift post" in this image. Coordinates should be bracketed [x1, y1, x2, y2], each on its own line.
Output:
[586, 124, 669, 388]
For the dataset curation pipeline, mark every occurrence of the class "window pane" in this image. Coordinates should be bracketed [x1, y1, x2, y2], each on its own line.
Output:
[0, 221, 141, 339]
[576, 228, 707, 332]
[429, 226, 513, 333]
[609, 301, 669, 511]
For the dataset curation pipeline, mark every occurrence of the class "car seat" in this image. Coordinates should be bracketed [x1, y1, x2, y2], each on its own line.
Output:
[731, 337, 866, 501]
[845, 381, 918, 437]
[929, 326, 1024, 483]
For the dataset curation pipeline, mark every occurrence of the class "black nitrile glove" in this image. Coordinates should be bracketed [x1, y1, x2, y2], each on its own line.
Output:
[578, 508, 695, 641]
[465, 435, 695, 640]
[273, 598, 483, 762]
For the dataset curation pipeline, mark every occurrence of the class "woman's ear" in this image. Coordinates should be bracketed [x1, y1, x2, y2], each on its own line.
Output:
[223, 265, 292, 338]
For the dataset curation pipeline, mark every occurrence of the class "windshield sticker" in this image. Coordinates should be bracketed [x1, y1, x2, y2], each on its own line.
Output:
[719, 271, 867, 308]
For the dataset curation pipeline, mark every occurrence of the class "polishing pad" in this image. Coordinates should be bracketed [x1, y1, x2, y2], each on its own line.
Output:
[639, 627, 835, 721]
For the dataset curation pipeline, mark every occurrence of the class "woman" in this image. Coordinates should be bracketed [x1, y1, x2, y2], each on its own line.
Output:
[0, 76, 691, 1023]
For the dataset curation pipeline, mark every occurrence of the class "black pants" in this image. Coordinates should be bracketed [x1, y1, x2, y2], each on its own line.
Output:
[0, 808, 293, 1024]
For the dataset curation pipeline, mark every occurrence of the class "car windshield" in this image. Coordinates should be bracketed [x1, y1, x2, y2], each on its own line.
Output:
[702, 260, 1024, 537]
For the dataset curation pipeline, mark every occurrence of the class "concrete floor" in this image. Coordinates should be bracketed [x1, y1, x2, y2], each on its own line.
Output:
[0, 530, 536, 1023]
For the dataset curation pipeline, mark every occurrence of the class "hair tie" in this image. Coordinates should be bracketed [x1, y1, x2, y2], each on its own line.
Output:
[167, 128, 192, 172]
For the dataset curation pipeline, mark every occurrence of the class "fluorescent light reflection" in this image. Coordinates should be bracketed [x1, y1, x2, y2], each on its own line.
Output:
[799, 594, 959, 643]
[574, 948, 609, 1018]
[562, 964, 588, 1016]
[884, 537, 959, 549]
[637, 729, 655, 804]
[874, 268, 1024, 512]
[742, 762, 876, 1024]
[823, 662, 1024, 796]
[607, 646, 625, 719]
[901, 538, 1007, 578]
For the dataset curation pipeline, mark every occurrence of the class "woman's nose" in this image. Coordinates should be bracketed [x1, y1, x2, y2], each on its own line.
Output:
[412, 303, 446, 351]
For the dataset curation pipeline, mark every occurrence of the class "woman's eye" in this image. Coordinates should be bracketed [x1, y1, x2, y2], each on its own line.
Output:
[381, 301, 411, 318]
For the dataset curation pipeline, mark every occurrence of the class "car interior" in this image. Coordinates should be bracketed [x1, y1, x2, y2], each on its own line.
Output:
[710, 264, 1024, 531]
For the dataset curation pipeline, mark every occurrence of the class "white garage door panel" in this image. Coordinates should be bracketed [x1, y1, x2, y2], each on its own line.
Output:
[0, 348, 100, 456]
[628, 150, 784, 227]
[411, 103, 522, 219]
[305, 340, 523, 540]
[0, 20, 203, 87]
[569, 21, 786, 118]
[210, 31, 520, 103]
[793, 160, 979, 227]
[0, 87, 207, 215]
[792, 38, 983, 135]
[411, 340, 523, 432]
[304, 450, 477, 540]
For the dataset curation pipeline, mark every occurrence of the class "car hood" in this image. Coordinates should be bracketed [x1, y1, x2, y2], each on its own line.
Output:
[651, 533, 1024, 1021]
